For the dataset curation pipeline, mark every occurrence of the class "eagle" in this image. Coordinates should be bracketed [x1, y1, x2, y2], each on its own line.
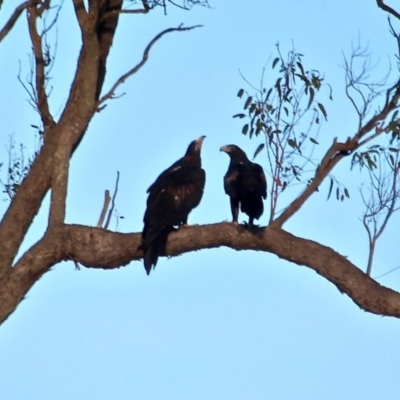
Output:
[220, 144, 267, 225]
[141, 136, 206, 274]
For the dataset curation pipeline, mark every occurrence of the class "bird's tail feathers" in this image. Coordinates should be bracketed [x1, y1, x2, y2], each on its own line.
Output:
[142, 227, 173, 275]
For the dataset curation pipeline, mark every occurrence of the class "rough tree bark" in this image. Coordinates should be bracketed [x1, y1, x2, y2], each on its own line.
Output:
[0, 0, 400, 325]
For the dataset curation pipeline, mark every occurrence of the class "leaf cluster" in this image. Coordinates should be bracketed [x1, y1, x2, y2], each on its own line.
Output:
[233, 45, 333, 220]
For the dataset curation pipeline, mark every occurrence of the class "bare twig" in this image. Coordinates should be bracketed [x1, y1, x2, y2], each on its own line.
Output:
[97, 190, 111, 227]
[342, 41, 390, 133]
[375, 265, 400, 280]
[98, 24, 203, 105]
[104, 171, 120, 229]
[361, 145, 400, 275]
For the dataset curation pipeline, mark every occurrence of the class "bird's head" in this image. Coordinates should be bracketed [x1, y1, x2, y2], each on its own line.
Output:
[220, 144, 248, 161]
[185, 135, 206, 156]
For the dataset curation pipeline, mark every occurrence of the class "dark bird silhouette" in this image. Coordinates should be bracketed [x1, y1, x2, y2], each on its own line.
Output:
[220, 144, 267, 225]
[141, 136, 206, 274]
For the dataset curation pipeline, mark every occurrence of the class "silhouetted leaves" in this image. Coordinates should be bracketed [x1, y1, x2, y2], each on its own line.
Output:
[317, 102, 327, 120]
[233, 44, 333, 214]
[244, 96, 253, 110]
[253, 143, 265, 159]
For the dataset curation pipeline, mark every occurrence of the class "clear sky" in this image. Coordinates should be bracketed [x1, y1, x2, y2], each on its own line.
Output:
[1, 0, 400, 399]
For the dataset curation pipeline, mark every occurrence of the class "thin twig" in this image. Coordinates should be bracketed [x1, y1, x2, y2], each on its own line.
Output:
[104, 171, 120, 230]
[97, 190, 111, 227]
[98, 24, 203, 106]
[374, 265, 400, 280]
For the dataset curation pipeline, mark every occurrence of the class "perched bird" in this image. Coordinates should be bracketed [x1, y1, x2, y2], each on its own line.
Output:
[141, 136, 206, 274]
[220, 144, 267, 225]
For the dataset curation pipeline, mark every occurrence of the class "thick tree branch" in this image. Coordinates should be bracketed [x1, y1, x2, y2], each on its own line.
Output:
[95, 0, 123, 99]
[48, 143, 70, 227]
[98, 24, 203, 105]
[0, 30, 97, 279]
[2, 223, 400, 324]
[376, 0, 400, 20]
[72, 0, 89, 29]
[0, 0, 124, 280]
[0, 0, 38, 43]
[0, 125, 59, 281]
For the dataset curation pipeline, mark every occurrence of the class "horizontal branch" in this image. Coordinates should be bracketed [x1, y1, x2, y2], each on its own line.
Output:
[1, 222, 400, 324]
[98, 24, 203, 105]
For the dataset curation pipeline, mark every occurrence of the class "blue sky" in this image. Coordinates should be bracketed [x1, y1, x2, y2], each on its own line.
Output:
[1, 0, 400, 399]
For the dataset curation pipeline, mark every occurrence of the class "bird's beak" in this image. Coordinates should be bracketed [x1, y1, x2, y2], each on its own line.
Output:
[220, 145, 229, 153]
[196, 135, 206, 150]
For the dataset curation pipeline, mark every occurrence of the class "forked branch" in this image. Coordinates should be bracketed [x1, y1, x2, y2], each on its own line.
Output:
[0, 0, 38, 43]
[271, 82, 400, 229]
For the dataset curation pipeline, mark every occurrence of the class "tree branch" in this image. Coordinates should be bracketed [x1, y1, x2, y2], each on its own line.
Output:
[376, 0, 400, 20]
[104, 171, 119, 229]
[271, 83, 400, 228]
[2, 223, 400, 324]
[48, 142, 70, 227]
[72, 0, 88, 29]
[270, 138, 357, 228]
[97, 190, 111, 227]
[27, 2, 54, 127]
[0, 0, 38, 43]
[0, 125, 60, 283]
[98, 24, 203, 105]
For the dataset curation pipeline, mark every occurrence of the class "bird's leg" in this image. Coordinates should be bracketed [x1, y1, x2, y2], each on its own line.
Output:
[244, 216, 261, 229]
[230, 198, 239, 224]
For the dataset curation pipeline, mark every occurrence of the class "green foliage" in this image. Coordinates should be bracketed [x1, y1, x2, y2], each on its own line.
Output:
[233, 44, 334, 219]
[352, 144, 400, 171]
[327, 177, 351, 202]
